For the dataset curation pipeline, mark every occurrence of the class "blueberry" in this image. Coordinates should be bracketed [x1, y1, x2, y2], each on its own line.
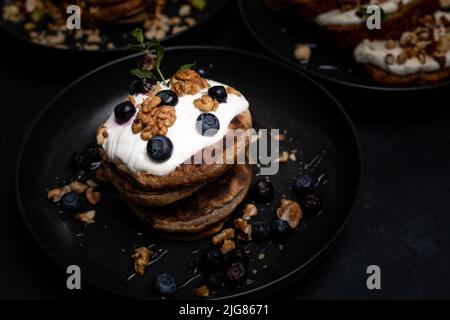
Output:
[224, 262, 247, 285]
[302, 194, 321, 216]
[294, 175, 315, 196]
[69, 152, 88, 171]
[196, 113, 220, 136]
[156, 90, 178, 106]
[192, 65, 211, 78]
[83, 143, 100, 162]
[201, 247, 224, 272]
[154, 273, 177, 296]
[60, 192, 81, 213]
[129, 78, 156, 95]
[251, 221, 270, 241]
[270, 219, 291, 239]
[250, 180, 274, 203]
[147, 136, 173, 162]
[203, 273, 223, 292]
[208, 86, 227, 103]
[114, 101, 136, 123]
[229, 248, 249, 265]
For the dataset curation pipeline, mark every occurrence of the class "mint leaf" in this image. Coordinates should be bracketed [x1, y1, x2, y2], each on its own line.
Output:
[190, 0, 207, 11]
[177, 63, 196, 73]
[129, 68, 155, 80]
[131, 28, 144, 47]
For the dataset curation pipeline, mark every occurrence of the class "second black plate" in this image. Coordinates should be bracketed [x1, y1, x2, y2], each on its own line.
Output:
[16, 46, 362, 299]
[239, 0, 450, 91]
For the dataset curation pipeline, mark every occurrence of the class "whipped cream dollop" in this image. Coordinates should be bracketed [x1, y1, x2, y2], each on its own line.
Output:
[316, 0, 415, 26]
[354, 11, 450, 76]
[102, 79, 249, 176]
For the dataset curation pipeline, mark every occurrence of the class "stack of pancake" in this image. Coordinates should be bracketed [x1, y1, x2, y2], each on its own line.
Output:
[65, 0, 165, 25]
[96, 80, 253, 241]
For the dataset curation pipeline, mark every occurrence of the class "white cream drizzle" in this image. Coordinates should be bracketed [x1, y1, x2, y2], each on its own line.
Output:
[353, 11, 450, 76]
[102, 80, 249, 176]
[316, 0, 415, 26]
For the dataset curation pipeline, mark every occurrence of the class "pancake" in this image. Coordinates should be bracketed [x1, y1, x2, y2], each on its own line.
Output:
[125, 164, 252, 239]
[97, 110, 253, 193]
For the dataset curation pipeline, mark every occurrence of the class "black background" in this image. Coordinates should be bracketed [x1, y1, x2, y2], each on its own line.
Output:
[1, 0, 450, 299]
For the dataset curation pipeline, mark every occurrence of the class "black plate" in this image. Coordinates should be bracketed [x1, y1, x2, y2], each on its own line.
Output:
[239, 0, 450, 91]
[16, 46, 362, 299]
[0, 0, 229, 52]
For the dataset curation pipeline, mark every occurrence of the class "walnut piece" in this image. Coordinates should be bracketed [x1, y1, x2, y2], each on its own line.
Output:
[170, 69, 209, 96]
[220, 239, 236, 254]
[86, 187, 101, 205]
[234, 218, 252, 240]
[242, 204, 257, 220]
[131, 247, 152, 276]
[211, 228, 235, 246]
[47, 185, 71, 202]
[133, 96, 176, 141]
[75, 210, 96, 225]
[69, 181, 88, 194]
[194, 285, 210, 298]
[276, 198, 303, 228]
[194, 95, 219, 112]
[294, 44, 311, 62]
[226, 86, 241, 97]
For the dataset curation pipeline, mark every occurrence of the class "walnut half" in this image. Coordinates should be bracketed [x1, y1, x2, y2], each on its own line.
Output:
[131, 247, 153, 276]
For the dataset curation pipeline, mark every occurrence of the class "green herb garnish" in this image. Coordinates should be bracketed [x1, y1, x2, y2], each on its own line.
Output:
[129, 28, 166, 82]
[177, 63, 196, 73]
[190, 0, 207, 11]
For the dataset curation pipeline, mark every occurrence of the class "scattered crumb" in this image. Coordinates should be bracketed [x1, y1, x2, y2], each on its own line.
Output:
[75, 210, 96, 225]
[194, 285, 210, 298]
[294, 44, 312, 62]
[258, 253, 265, 260]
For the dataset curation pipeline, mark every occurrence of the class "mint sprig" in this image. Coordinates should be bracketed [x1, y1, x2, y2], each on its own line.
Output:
[177, 63, 196, 73]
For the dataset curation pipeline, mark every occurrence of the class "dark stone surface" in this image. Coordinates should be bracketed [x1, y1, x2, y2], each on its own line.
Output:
[1, 1, 449, 299]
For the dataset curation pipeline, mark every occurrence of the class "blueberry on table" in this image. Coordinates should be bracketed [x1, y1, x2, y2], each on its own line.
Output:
[250, 180, 274, 203]
[147, 136, 173, 162]
[156, 90, 178, 106]
[60, 192, 81, 213]
[302, 194, 321, 216]
[270, 219, 291, 239]
[69, 152, 88, 171]
[114, 101, 136, 123]
[192, 65, 211, 78]
[229, 248, 249, 265]
[201, 247, 224, 272]
[224, 262, 247, 285]
[293, 175, 315, 196]
[83, 143, 100, 162]
[203, 273, 223, 292]
[154, 273, 177, 297]
[251, 221, 270, 241]
[196, 113, 220, 136]
[208, 86, 227, 103]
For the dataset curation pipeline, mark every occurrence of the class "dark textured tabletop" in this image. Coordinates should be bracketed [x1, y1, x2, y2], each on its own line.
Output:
[1, 1, 450, 299]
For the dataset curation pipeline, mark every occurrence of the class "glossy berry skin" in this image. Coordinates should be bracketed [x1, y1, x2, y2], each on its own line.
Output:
[156, 90, 178, 106]
[147, 136, 173, 162]
[154, 273, 177, 296]
[114, 101, 136, 123]
[224, 262, 247, 285]
[192, 65, 211, 78]
[201, 247, 224, 272]
[196, 113, 220, 136]
[129, 78, 156, 95]
[203, 273, 223, 292]
[83, 143, 100, 162]
[208, 86, 227, 103]
[294, 175, 315, 196]
[251, 221, 270, 241]
[302, 194, 321, 216]
[250, 180, 274, 203]
[60, 192, 81, 213]
[270, 219, 291, 239]
[229, 248, 249, 265]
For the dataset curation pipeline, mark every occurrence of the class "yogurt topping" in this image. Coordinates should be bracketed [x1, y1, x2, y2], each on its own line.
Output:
[353, 11, 450, 76]
[316, 0, 415, 26]
[102, 80, 249, 176]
